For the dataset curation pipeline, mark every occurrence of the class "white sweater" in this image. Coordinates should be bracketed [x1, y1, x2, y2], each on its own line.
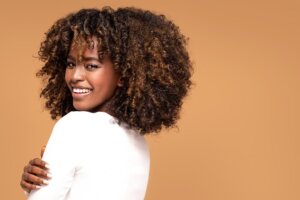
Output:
[28, 111, 150, 200]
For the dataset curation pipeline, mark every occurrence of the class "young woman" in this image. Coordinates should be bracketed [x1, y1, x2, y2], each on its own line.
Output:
[20, 7, 192, 199]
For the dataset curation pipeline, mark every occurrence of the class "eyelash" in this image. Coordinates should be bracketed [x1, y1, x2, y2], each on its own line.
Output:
[85, 64, 99, 70]
[66, 62, 75, 68]
[66, 62, 99, 70]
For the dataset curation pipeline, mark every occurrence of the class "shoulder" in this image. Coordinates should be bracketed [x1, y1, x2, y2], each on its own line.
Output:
[52, 111, 124, 139]
[47, 112, 112, 150]
[53, 111, 146, 145]
[55, 111, 116, 128]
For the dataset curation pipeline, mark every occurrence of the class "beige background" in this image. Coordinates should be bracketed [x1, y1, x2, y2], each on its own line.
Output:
[0, 0, 299, 199]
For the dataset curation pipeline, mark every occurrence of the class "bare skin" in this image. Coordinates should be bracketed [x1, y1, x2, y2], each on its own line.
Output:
[20, 146, 51, 193]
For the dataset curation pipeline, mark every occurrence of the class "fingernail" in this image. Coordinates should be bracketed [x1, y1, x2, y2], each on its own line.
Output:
[45, 164, 50, 169]
[35, 185, 41, 189]
[47, 173, 52, 179]
[43, 180, 49, 185]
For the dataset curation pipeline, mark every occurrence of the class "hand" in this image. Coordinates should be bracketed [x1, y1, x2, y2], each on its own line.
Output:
[20, 147, 51, 193]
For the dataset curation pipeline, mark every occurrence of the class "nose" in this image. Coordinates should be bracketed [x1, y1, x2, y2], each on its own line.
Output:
[69, 65, 85, 83]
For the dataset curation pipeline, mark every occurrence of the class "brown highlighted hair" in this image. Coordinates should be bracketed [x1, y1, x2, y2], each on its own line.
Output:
[37, 7, 192, 134]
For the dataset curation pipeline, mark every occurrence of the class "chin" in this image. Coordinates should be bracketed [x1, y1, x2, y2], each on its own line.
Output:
[73, 100, 106, 112]
[73, 103, 91, 111]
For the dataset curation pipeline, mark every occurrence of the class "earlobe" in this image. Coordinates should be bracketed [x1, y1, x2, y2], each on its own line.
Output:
[117, 78, 123, 87]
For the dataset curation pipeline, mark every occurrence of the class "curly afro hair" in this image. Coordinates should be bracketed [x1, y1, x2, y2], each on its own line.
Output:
[37, 6, 192, 134]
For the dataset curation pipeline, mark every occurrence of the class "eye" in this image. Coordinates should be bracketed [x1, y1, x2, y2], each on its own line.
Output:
[66, 61, 75, 69]
[85, 64, 99, 71]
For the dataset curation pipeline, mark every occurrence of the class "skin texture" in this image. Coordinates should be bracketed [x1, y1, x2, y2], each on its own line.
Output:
[66, 37, 122, 113]
[21, 6, 193, 193]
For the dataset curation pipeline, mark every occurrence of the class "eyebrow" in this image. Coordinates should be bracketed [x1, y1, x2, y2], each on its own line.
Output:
[67, 55, 100, 62]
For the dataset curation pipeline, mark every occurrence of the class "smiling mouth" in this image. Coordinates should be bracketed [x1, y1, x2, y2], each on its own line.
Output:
[72, 88, 92, 94]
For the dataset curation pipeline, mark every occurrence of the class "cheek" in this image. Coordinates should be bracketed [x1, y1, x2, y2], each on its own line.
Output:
[64, 70, 67, 79]
[64, 70, 71, 84]
[94, 78, 118, 95]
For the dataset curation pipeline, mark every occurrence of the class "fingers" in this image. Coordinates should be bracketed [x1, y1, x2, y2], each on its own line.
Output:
[23, 165, 49, 178]
[22, 172, 46, 186]
[20, 170, 46, 193]
[29, 158, 49, 169]
[21, 158, 51, 192]
[20, 179, 40, 193]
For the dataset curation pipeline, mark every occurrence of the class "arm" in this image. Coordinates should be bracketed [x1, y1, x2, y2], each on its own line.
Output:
[27, 116, 78, 200]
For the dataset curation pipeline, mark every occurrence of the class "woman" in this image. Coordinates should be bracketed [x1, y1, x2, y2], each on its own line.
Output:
[21, 6, 192, 199]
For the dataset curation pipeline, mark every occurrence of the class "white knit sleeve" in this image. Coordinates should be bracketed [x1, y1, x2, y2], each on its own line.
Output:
[27, 114, 79, 200]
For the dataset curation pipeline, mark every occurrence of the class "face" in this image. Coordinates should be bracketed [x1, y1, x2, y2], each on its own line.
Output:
[65, 37, 121, 113]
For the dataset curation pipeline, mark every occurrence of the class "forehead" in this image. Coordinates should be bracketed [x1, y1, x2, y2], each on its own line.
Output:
[69, 36, 99, 60]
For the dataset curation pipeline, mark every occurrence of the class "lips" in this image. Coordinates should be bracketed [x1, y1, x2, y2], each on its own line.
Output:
[71, 87, 92, 99]
[72, 88, 92, 94]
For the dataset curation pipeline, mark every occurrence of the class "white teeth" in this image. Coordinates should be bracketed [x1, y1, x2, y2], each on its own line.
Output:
[73, 88, 91, 94]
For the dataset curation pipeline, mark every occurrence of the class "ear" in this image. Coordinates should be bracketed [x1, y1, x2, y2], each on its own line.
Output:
[117, 77, 123, 87]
